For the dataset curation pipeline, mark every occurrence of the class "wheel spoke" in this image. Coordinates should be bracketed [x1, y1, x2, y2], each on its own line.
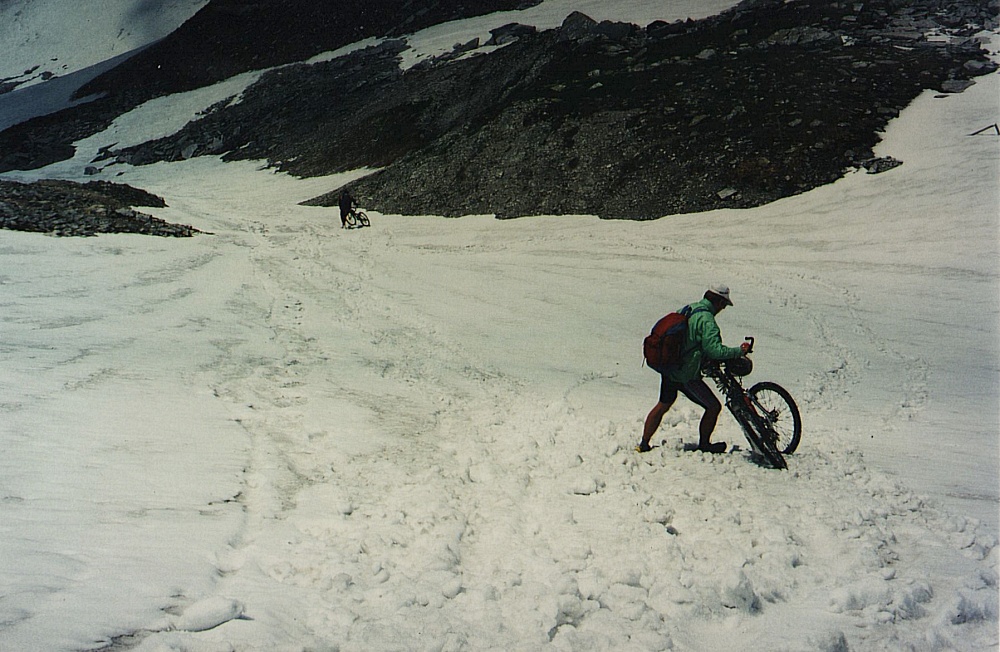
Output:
[748, 382, 801, 455]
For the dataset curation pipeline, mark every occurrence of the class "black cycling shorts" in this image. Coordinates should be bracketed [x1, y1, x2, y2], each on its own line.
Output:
[659, 376, 720, 412]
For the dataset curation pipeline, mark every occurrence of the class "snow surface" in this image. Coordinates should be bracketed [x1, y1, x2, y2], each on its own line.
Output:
[0, 3, 998, 651]
[0, 0, 208, 131]
[0, 0, 208, 84]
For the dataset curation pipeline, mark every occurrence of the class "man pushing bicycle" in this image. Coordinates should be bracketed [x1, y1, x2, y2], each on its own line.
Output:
[339, 187, 356, 228]
[637, 285, 750, 454]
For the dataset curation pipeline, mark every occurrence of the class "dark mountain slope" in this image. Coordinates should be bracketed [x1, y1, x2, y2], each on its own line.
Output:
[97, 0, 997, 219]
[0, 0, 996, 224]
[0, 0, 540, 173]
[75, 0, 544, 102]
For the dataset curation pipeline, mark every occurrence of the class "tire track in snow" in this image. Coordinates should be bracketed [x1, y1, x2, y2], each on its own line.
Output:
[339, 220, 994, 650]
[198, 214, 554, 647]
[167, 211, 996, 651]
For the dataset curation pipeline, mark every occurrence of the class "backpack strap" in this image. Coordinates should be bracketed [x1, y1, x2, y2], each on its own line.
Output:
[678, 306, 711, 358]
[678, 305, 709, 317]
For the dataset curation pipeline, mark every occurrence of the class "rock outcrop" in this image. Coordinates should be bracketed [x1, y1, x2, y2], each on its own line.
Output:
[0, 180, 201, 237]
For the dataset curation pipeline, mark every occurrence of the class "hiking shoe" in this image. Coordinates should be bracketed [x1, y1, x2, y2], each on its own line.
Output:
[698, 441, 727, 454]
[636, 441, 652, 453]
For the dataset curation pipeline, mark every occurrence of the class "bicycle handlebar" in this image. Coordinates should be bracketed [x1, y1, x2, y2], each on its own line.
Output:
[702, 337, 755, 377]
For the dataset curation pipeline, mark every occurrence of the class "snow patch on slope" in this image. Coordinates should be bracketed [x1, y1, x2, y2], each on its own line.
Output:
[0, 0, 207, 85]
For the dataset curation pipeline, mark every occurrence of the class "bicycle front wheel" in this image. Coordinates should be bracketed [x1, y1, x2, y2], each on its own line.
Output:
[748, 381, 801, 454]
[357, 211, 370, 227]
[735, 412, 787, 469]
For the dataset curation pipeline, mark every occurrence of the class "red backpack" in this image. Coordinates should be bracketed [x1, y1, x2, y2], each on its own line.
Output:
[642, 305, 706, 371]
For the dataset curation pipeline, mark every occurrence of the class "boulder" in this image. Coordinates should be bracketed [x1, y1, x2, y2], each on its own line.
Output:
[486, 23, 536, 46]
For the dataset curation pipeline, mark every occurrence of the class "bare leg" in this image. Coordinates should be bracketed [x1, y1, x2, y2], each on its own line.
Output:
[641, 402, 669, 448]
[698, 404, 722, 448]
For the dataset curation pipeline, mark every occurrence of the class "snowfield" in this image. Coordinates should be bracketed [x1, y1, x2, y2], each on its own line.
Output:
[0, 0, 209, 132]
[0, 0, 208, 85]
[0, 2, 998, 651]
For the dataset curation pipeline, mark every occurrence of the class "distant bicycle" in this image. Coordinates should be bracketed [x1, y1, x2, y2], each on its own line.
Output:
[344, 208, 370, 228]
[702, 337, 801, 469]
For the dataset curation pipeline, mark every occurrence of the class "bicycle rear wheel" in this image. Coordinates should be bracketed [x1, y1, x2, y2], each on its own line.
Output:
[748, 381, 801, 454]
[344, 211, 358, 227]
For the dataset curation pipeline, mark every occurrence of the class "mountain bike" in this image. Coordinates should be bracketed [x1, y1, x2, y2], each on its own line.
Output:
[345, 208, 370, 228]
[702, 338, 801, 469]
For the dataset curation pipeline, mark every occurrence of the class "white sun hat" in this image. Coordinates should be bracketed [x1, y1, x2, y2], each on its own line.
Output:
[708, 284, 733, 306]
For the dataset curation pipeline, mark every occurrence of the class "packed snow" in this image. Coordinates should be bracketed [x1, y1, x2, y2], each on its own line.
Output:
[0, 2, 998, 651]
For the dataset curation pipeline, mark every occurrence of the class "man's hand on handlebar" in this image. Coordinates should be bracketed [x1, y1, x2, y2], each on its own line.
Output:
[740, 342, 752, 356]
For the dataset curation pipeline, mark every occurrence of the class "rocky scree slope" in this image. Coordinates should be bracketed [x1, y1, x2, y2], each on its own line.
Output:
[1, 0, 997, 227]
[98, 0, 997, 220]
[0, 180, 199, 237]
[0, 0, 542, 174]
[0, 0, 540, 236]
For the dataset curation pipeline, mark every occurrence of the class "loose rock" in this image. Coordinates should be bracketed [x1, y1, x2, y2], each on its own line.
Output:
[0, 179, 202, 237]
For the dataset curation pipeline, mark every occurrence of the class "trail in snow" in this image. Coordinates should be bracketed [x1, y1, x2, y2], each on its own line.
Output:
[60, 138, 989, 650]
[0, 66, 996, 646]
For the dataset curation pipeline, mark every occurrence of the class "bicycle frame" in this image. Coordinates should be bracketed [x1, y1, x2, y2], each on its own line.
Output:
[344, 209, 370, 228]
[702, 337, 788, 469]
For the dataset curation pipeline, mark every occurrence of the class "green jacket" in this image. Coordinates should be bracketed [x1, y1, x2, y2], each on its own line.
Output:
[666, 298, 744, 383]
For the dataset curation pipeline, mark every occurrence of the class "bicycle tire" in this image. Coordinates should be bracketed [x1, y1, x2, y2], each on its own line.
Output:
[748, 381, 801, 454]
[738, 413, 787, 469]
[729, 400, 787, 469]
[345, 211, 358, 227]
[357, 211, 370, 227]
[749, 413, 788, 469]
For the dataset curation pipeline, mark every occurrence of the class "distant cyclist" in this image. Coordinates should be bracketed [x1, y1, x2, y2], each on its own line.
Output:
[339, 188, 356, 228]
[637, 285, 749, 454]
